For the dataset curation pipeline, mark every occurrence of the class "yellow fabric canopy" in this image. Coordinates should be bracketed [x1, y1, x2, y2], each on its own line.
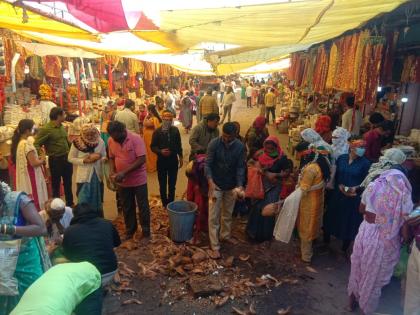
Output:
[238, 58, 290, 74]
[133, 31, 187, 53]
[0, 1, 95, 40]
[127, 53, 215, 76]
[17, 41, 102, 58]
[3, 0, 410, 75]
[158, 0, 407, 48]
[14, 30, 172, 56]
[206, 44, 309, 65]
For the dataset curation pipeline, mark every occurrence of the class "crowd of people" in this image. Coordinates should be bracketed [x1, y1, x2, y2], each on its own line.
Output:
[0, 79, 419, 315]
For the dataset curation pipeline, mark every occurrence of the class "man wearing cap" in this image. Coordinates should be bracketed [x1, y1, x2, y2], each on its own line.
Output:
[107, 120, 151, 240]
[151, 110, 183, 207]
[39, 198, 74, 241]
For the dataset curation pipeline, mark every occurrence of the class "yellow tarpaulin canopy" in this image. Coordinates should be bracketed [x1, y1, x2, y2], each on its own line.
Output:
[127, 53, 215, 76]
[17, 41, 102, 58]
[238, 58, 290, 74]
[133, 31, 187, 53]
[0, 0, 95, 40]
[3, 0, 411, 75]
[14, 31, 172, 56]
[158, 0, 407, 48]
[207, 44, 310, 65]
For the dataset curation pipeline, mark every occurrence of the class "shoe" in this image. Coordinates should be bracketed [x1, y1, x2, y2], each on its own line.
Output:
[123, 234, 134, 242]
[207, 249, 221, 259]
[222, 237, 239, 245]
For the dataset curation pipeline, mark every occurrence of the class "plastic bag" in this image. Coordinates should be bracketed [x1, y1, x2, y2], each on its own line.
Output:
[244, 166, 264, 199]
[273, 188, 303, 243]
[102, 160, 117, 192]
[0, 239, 21, 296]
[394, 244, 409, 279]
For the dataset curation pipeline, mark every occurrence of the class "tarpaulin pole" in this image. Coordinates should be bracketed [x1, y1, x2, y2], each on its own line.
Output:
[60, 75, 63, 108]
[82, 87, 86, 113]
[76, 64, 82, 115]
[67, 88, 71, 110]
[108, 61, 113, 95]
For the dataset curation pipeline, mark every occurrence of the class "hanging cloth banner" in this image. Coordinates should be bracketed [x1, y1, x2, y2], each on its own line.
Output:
[79, 57, 87, 87]
[68, 61, 76, 84]
[11, 53, 20, 93]
[87, 62, 94, 81]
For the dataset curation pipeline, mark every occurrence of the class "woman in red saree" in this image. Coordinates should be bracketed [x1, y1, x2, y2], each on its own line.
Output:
[10, 119, 48, 211]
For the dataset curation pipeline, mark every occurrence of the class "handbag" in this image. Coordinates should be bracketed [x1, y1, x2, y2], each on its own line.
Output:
[244, 166, 264, 199]
[273, 188, 303, 243]
[0, 239, 21, 296]
[102, 160, 117, 192]
[273, 180, 325, 243]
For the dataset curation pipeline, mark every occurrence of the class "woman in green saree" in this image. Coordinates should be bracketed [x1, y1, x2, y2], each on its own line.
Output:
[0, 182, 51, 314]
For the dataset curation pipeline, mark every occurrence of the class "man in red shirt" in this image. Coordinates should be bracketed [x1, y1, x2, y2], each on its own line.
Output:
[363, 120, 393, 162]
[107, 121, 151, 240]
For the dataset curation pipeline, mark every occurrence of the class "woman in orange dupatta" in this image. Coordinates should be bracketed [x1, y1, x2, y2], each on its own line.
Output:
[143, 105, 162, 172]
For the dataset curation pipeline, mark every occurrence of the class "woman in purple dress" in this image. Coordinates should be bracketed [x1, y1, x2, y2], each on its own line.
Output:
[347, 168, 413, 315]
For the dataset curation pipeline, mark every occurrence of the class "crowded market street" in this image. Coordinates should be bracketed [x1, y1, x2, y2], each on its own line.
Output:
[1, 1, 420, 315]
[101, 96, 402, 315]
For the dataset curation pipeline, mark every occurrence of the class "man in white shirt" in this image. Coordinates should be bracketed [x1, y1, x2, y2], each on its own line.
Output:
[341, 96, 362, 136]
[115, 99, 140, 133]
[219, 80, 226, 103]
[246, 83, 253, 108]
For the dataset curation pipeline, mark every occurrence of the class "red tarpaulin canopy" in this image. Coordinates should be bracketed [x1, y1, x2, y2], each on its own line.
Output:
[24, 0, 158, 32]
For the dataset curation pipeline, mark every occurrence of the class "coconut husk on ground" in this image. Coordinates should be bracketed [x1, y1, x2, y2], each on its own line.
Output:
[110, 196, 302, 309]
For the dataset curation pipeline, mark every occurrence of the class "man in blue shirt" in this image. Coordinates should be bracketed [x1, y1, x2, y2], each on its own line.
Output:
[205, 122, 246, 259]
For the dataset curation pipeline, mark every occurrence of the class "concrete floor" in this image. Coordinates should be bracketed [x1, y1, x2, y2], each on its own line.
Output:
[101, 94, 286, 221]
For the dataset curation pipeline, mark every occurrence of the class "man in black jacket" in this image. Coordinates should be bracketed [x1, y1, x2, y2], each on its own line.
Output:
[151, 110, 183, 207]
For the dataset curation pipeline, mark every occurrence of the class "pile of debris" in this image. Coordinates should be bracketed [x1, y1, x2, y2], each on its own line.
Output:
[111, 197, 300, 310]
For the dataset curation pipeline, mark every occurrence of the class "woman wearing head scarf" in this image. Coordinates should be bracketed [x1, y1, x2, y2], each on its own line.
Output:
[315, 115, 332, 144]
[246, 136, 292, 242]
[245, 116, 269, 160]
[323, 139, 371, 254]
[301, 128, 333, 155]
[348, 169, 413, 315]
[296, 146, 331, 263]
[68, 124, 106, 214]
[143, 105, 162, 172]
[331, 127, 351, 160]
[360, 148, 406, 188]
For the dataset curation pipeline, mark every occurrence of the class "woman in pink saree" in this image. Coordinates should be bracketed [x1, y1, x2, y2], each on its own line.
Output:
[348, 168, 413, 314]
